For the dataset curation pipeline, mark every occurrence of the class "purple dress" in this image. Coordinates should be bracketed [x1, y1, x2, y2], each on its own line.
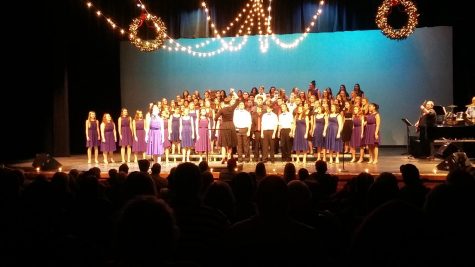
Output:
[86, 120, 100, 147]
[147, 115, 164, 155]
[170, 115, 181, 142]
[163, 118, 171, 148]
[292, 118, 308, 151]
[350, 115, 363, 148]
[101, 122, 116, 152]
[132, 119, 147, 152]
[325, 115, 343, 152]
[195, 118, 211, 152]
[364, 113, 380, 145]
[313, 116, 325, 148]
[119, 117, 133, 146]
[181, 117, 194, 148]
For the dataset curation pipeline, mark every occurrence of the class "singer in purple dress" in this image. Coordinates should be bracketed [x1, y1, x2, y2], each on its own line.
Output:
[195, 108, 211, 161]
[118, 108, 133, 163]
[180, 108, 195, 162]
[86, 111, 101, 164]
[311, 106, 326, 161]
[291, 106, 309, 164]
[146, 105, 164, 163]
[100, 113, 117, 164]
[132, 110, 147, 162]
[350, 106, 365, 163]
[169, 108, 181, 155]
[363, 103, 381, 164]
[324, 104, 343, 164]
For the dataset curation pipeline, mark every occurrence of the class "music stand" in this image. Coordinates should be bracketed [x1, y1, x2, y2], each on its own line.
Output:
[401, 118, 412, 156]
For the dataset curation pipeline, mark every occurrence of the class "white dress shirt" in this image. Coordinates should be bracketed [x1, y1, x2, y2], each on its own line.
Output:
[261, 111, 278, 130]
[279, 112, 293, 129]
[233, 108, 252, 129]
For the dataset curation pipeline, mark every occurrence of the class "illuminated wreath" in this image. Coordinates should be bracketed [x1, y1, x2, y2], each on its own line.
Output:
[376, 0, 419, 40]
[129, 14, 167, 52]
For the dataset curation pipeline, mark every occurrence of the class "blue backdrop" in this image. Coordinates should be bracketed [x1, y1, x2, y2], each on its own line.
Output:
[120, 26, 453, 145]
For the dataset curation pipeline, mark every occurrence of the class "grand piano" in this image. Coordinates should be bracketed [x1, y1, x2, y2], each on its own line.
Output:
[432, 123, 475, 140]
[410, 121, 475, 158]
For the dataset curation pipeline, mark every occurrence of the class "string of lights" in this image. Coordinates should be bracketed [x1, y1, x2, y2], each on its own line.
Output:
[83, 0, 326, 56]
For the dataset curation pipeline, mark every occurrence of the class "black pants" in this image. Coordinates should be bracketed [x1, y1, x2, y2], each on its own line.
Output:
[262, 130, 275, 161]
[419, 126, 434, 157]
[280, 128, 291, 161]
[237, 128, 250, 161]
[253, 131, 262, 161]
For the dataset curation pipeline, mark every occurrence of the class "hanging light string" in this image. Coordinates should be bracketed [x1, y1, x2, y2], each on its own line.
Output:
[84, 0, 325, 56]
[270, 0, 325, 49]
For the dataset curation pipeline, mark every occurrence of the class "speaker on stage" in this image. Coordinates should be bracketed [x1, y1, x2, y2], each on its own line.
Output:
[436, 152, 472, 171]
[435, 142, 460, 159]
[409, 136, 424, 158]
[32, 153, 62, 171]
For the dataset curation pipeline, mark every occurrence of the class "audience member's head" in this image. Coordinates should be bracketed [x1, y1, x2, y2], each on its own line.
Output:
[88, 167, 101, 180]
[138, 159, 150, 173]
[198, 160, 209, 173]
[204, 181, 236, 221]
[298, 168, 310, 181]
[400, 164, 422, 186]
[108, 168, 118, 180]
[227, 158, 238, 171]
[68, 169, 79, 180]
[116, 196, 178, 266]
[367, 172, 399, 211]
[255, 162, 267, 180]
[315, 160, 327, 174]
[122, 171, 156, 203]
[256, 175, 289, 218]
[283, 163, 297, 183]
[51, 171, 71, 194]
[169, 162, 202, 203]
[287, 180, 312, 211]
[119, 163, 129, 174]
[151, 163, 161, 176]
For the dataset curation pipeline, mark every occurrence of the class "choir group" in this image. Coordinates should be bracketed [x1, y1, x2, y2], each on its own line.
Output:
[85, 81, 381, 165]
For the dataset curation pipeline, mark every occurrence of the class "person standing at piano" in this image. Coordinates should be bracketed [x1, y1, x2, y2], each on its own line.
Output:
[465, 96, 475, 122]
[418, 100, 436, 159]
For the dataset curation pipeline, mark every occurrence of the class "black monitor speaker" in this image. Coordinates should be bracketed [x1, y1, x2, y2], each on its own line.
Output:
[32, 153, 62, 171]
[436, 142, 460, 159]
[436, 152, 472, 171]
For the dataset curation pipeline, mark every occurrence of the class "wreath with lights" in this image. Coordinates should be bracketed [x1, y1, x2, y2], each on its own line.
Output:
[129, 14, 167, 52]
[376, 0, 419, 40]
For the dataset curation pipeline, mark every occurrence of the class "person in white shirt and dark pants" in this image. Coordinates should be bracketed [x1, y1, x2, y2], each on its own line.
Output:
[278, 104, 293, 162]
[233, 102, 252, 162]
[261, 105, 278, 163]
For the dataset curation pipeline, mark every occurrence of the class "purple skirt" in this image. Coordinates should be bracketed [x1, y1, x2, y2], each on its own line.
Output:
[147, 128, 164, 155]
[101, 131, 116, 152]
[120, 126, 133, 146]
[132, 129, 147, 152]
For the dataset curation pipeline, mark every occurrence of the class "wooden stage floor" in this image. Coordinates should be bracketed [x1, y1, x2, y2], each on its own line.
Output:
[7, 148, 473, 187]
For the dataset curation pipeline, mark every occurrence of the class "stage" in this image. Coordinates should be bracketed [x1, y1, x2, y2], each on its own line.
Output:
[7, 147, 473, 188]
